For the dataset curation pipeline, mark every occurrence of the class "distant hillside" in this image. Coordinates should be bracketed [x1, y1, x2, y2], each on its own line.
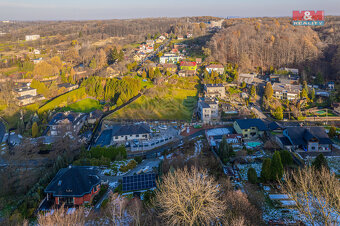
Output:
[206, 16, 340, 81]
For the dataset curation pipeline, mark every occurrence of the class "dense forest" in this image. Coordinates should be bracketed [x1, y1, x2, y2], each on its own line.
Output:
[207, 16, 340, 81]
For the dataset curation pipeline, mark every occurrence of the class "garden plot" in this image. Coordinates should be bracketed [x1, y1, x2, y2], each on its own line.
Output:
[101, 160, 137, 176]
[237, 162, 262, 181]
[326, 156, 340, 176]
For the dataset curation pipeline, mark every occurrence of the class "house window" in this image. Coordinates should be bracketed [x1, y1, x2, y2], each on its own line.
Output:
[136, 134, 139, 138]
[244, 129, 248, 132]
[311, 146, 315, 150]
[244, 134, 248, 138]
[115, 136, 118, 139]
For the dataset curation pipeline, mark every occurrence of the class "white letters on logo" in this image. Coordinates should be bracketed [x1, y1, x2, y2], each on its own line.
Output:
[303, 11, 312, 20]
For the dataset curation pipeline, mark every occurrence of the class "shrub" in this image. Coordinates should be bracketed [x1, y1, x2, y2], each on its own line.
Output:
[270, 151, 283, 181]
[119, 160, 137, 172]
[134, 156, 143, 164]
[279, 150, 293, 167]
[247, 167, 257, 184]
[261, 158, 271, 182]
[312, 154, 329, 172]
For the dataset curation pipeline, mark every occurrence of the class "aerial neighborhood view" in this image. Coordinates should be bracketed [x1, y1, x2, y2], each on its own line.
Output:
[0, 0, 339, 225]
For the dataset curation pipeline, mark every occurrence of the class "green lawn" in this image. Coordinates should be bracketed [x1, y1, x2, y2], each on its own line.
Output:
[62, 98, 102, 113]
[108, 86, 197, 121]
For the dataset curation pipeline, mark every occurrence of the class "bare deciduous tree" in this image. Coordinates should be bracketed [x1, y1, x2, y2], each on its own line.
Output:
[37, 205, 85, 226]
[280, 167, 340, 226]
[154, 166, 226, 226]
[107, 192, 129, 226]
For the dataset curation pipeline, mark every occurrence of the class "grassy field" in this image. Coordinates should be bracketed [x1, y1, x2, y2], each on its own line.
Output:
[108, 86, 197, 121]
[62, 98, 102, 113]
[38, 87, 87, 114]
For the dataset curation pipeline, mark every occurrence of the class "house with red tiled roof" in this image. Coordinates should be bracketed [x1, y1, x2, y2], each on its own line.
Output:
[180, 61, 197, 71]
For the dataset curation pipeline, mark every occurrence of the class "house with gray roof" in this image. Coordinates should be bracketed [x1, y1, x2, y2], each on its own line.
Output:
[277, 126, 333, 152]
[233, 119, 268, 139]
[197, 97, 219, 123]
[111, 124, 151, 143]
[44, 166, 101, 206]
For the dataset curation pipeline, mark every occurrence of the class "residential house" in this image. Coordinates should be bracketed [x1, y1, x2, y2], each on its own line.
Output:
[47, 112, 87, 137]
[177, 35, 184, 40]
[13, 86, 45, 106]
[159, 54, 181, 64]
[180, 61, 197, 71]
[205, 64, 224, 74]
[173, 44, 187, 50]
[44, 166, 101, 206]
[133, 53, 146, 62]
[146, 40, 154, 47]
[238, 73, 255, 84]
[270, 74, 299, 85]
[197, 97, 219, 123]
[272, 83, 301, 100]
[327, 81, 335, 90]
[110, 124, 151, 143]
[178, 70, 195, 77]
[139, 44, 153, 54]
[233, 119, 268, 139]
[276, 127, 333, 152]
[186, 33, 193, 38]
[204, 84, 226, 98]
[196, 58, 202, 64]
[33, 49, 41, 55]
[87, 110, 103, 124]
[206, 127, 242, 147]
[57, 83, 79, 92]
[278, 67, 299, 75]
[32, 57, 43, 64]
[25, 35, 40, 41]
[162, 63, 177, 74]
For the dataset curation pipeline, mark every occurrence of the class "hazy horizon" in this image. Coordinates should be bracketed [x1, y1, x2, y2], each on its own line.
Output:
[0, 0, 339, 21]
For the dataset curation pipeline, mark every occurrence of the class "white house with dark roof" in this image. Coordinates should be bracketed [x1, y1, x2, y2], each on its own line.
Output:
[110, 124, 151, 142]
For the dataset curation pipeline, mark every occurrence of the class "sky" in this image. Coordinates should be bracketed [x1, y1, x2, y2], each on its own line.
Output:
[0, 0, 339, 21]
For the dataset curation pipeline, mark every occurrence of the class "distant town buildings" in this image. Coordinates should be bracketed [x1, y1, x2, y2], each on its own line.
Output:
[25, 35, 40, 41]
[159, 54, 182, 64]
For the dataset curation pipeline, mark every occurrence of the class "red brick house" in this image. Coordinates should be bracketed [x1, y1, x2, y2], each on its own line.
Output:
[45, 166, 101, 206]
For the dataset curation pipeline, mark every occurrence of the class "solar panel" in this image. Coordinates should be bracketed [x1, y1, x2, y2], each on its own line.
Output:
[122, 173, 157, 192]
